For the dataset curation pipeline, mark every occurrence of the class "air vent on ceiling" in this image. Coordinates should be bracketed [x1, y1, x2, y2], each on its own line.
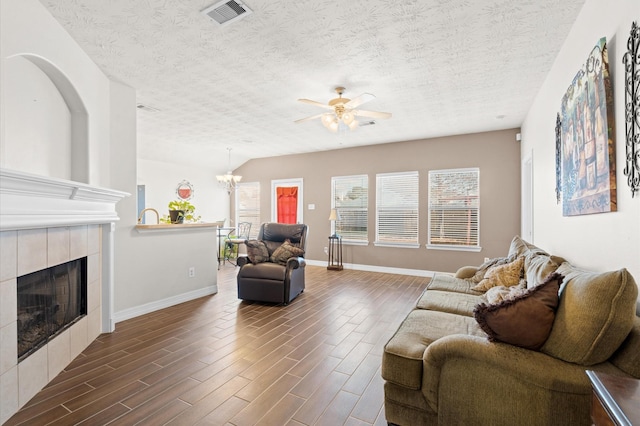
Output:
[201, 0, 253, 26]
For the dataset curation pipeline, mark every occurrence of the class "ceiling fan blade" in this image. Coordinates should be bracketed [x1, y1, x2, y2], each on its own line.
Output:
[345, 93, 375, 108]
[294, 113, 326, 123]
[298, 99, 333, 110]
[354, 109, 392, 119]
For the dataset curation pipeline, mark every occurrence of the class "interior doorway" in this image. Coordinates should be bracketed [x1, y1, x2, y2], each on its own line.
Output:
[271, 178, 303, 224]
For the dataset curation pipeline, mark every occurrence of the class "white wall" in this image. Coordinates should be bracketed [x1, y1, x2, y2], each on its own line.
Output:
[521, 0, 640, 288]
[0, 0, 111, 187]
[138, 158, 230, 223]
[3, 56, 71, 179]
[1, 0, 219, 327]
[109, 60, 219, 319]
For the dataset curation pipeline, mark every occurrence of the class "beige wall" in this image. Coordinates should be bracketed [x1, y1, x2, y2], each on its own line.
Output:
[234, 128, 521, 273]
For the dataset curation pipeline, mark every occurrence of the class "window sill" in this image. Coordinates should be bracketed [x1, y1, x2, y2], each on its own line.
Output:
[374, 242, 420, 248]
[426, 244, 482, 252]
[341, 240, 369, 246]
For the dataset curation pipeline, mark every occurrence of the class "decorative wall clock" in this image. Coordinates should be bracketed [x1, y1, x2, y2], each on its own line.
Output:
[176, 180, 194, 200]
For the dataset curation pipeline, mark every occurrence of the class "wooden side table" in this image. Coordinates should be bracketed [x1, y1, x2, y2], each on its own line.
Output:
[586, 370, 640, 426]
[327, 235, 343, 271]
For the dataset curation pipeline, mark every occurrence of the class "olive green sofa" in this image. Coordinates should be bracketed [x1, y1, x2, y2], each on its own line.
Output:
[382, 236, 639, 425]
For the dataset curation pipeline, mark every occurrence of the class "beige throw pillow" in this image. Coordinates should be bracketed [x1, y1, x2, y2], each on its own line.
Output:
[472, 256, 524, 292]
[245, 239, 269, 264]
[484, 285, 527, 304]
[270, 239, 305, 265]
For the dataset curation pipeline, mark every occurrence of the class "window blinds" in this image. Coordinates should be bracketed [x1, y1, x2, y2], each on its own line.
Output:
[332, 175, 368, 242]
[428, 168, 479, 248]
[236, 182, 260, 239]
[376, 171, 419, 246]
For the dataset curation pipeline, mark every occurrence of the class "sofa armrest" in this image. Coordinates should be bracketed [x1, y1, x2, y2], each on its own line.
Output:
[421, 334, 591, 413]
[237, 256, 250, 267]
[454, 266, 478, 279]
[285, 256, 306, 270]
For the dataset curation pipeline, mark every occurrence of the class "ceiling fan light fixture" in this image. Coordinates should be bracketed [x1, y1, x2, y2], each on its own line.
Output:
[321, 113, 336, 128]
[296, 87, 391, 134]
[342, 110, 355, 125]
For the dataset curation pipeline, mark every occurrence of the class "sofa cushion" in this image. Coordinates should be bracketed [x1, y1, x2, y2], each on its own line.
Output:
[427, 274, 482, 295]
[507, 235, 530, 258]
[382, 309, 486, 390]
[263, 240, 282, 256]
[523, 253, 562, 289]
[471, 256, 524, 292]
[261, 222, 306, 244]
[237, 261, 287, 280]
[245, 239, 270, 264]
[270, 239, 305, 265]
[541, 263, 638, 365]
[416, 290, 483, 317]
[508, 235, 556, 258]
[473, 272, 562, 350]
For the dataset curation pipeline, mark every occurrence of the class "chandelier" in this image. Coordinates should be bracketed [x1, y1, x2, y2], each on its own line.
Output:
[216, 148, 242, 193]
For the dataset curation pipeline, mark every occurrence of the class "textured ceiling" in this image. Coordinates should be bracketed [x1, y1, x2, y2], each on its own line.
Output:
[39, 0, 586, 173]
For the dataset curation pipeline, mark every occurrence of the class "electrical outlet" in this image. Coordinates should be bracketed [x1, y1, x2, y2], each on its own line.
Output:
[324, 247, 328, 255]
[188, 267, 195, 278]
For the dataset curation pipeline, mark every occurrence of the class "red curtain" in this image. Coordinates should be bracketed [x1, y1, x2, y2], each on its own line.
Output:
[277, 187, 298, 224]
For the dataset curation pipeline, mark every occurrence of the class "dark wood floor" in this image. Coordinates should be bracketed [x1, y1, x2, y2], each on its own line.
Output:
[6, 264, 430, 425]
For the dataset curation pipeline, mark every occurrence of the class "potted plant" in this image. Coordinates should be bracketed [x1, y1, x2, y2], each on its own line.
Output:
[160, 199, 201, 224]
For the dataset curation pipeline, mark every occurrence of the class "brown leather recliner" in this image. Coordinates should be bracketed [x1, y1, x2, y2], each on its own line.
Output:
[236, 222, 308, 304]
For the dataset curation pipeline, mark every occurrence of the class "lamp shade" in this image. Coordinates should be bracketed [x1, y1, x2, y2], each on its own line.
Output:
[328, 208, 341, 221]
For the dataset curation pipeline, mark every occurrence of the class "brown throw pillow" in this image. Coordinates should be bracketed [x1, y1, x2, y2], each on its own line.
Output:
[245, 239, 269, 264]
[473, 272, 563, 351]
[270, 239, 305, 265]
[472, 256, 524, 292]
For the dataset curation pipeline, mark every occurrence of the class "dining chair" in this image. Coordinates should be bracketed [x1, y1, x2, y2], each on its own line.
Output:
[224, 222, 252, 265]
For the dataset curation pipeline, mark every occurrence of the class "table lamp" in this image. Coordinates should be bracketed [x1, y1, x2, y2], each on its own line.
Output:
[329, 208, 341, 237]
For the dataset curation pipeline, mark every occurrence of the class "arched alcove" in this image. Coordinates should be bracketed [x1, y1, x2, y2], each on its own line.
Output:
[4, 54, 89, 183]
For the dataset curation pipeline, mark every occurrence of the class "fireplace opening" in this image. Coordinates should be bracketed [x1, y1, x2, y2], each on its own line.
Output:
[17, 257, 87, 362]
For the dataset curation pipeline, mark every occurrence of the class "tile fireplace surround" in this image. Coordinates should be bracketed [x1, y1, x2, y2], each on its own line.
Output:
[0, 168, 128, 423]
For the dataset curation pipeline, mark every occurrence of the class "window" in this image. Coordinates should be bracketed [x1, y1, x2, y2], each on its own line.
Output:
[331, 175, 368, 243]
[235, 182, 260, 239]
[428, 168, 480, 251]
[375, 171, 419, 247]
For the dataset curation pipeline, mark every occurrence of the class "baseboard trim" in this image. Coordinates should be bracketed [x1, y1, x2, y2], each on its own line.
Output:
[112, 285, 218, 324]
[304, 259, 437, 277]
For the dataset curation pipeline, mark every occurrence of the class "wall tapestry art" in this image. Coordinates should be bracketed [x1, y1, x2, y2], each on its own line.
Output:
[623, 20, 639, 197]
[560, 37, 616, 216]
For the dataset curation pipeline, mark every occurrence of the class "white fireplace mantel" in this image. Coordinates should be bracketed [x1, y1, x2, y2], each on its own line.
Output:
[0, 168, 130, 421]
[0, 168, 130, 231]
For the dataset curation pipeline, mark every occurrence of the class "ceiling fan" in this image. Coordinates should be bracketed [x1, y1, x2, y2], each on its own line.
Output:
[295, 87, 392, 132]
